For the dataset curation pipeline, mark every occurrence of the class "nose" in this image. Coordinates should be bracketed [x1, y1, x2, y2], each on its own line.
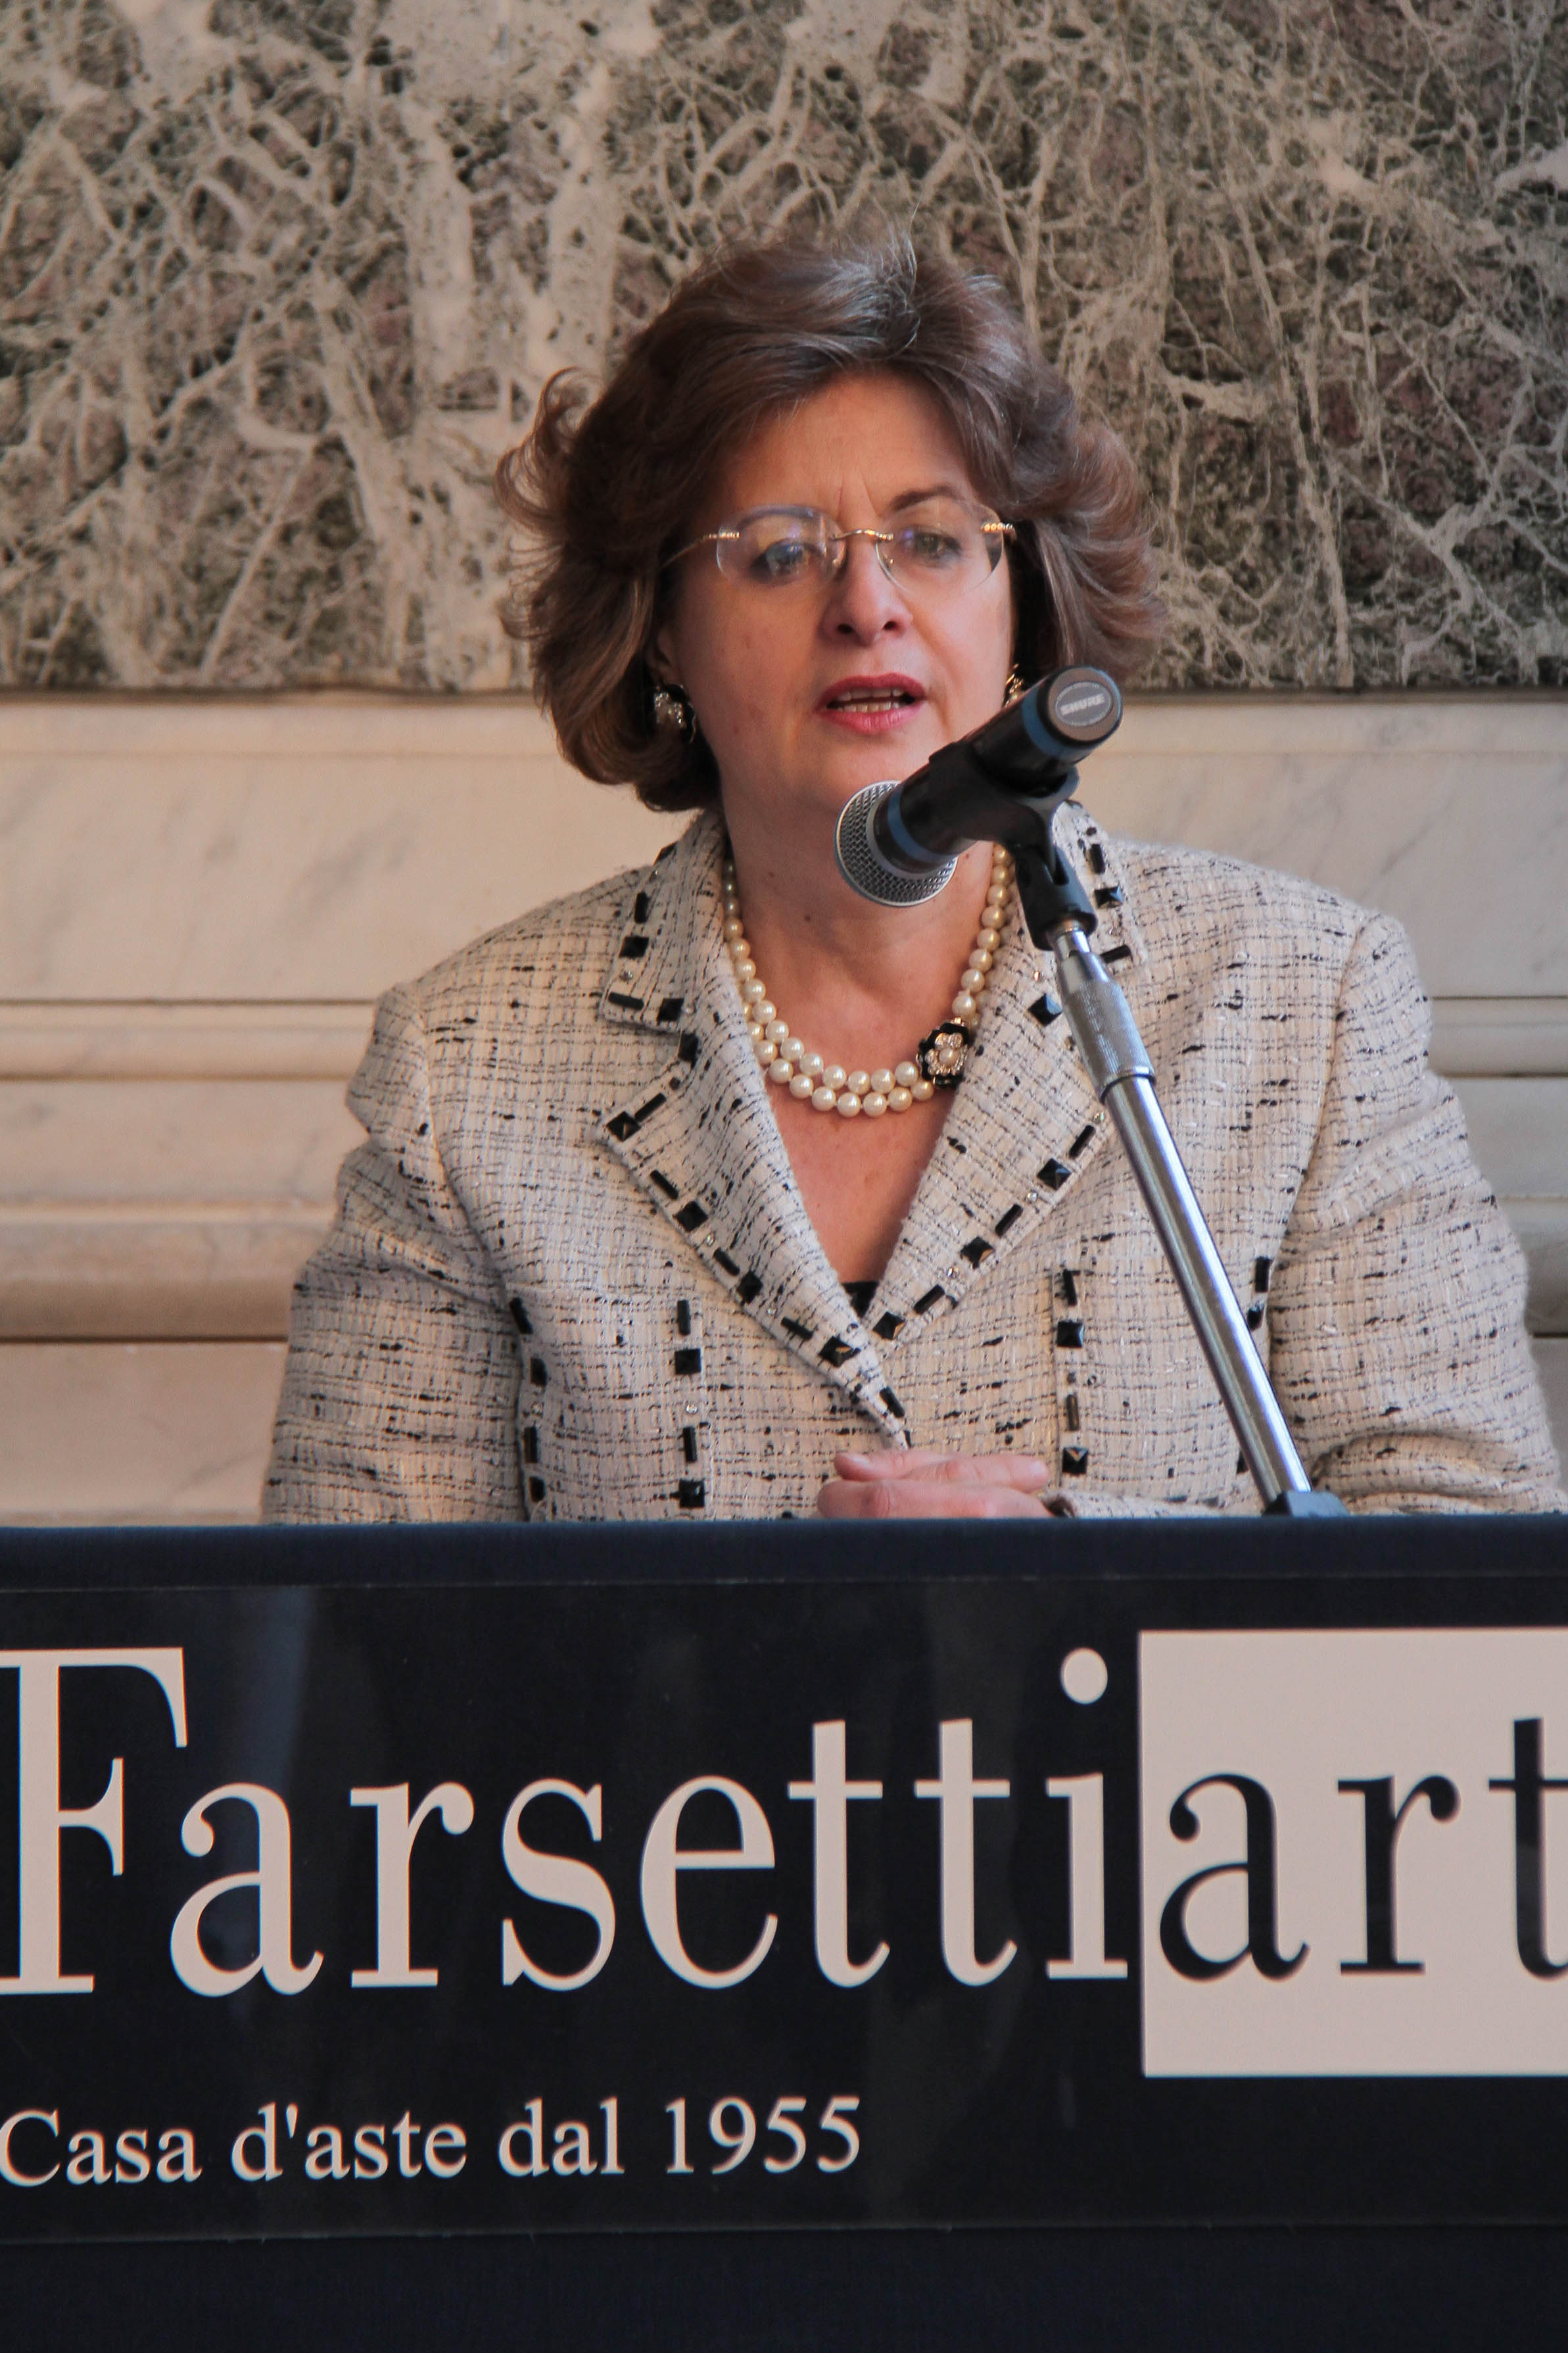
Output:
[821, 532, 909, 643]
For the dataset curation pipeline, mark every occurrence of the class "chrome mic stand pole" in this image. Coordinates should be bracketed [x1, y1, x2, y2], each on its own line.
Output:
[1012, 830, 1344, 1516]
[833, 663, 1346, 1516]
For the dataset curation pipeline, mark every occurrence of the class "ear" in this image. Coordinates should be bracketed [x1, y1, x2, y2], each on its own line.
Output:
[648, 619, 680, 687]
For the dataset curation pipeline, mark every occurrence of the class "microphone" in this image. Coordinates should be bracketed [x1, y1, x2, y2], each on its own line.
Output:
[834, 665, 1122, 908]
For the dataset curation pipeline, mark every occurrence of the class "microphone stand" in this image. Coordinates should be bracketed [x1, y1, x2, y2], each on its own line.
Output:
[1004, 783, 1344, 1518]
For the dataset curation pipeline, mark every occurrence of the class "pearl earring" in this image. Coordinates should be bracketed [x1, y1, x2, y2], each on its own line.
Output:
[653, 684, 695, 739]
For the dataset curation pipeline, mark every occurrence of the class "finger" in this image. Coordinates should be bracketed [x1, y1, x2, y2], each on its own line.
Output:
[815, 1477, 1050, 1520]
[834, 1449, 1050, 1492]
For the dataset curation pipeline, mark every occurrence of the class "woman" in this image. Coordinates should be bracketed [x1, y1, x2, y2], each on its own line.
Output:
[264, 231, 1560, 1522]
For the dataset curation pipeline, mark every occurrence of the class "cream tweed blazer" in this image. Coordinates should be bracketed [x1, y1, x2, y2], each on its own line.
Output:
[264, 805, 1561, 1522]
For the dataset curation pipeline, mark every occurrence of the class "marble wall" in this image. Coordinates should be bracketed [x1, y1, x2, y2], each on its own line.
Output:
[3, 0, 1565, 696]
[2, 691, 1564, 1518]
[3, 0, 1565, 1520]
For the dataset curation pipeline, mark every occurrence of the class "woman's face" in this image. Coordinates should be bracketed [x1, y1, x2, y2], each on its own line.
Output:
[655, 370, 1014, 845]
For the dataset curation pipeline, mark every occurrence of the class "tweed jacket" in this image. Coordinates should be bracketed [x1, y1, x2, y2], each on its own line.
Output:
[264, 805, 1561, 1522]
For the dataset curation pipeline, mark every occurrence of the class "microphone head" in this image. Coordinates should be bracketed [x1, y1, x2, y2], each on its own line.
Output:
[968, 664, 1122, 787]
[1039, 666, 1121, 745]
[834, 781, 958, 907]
[832, 666, 1122, 906]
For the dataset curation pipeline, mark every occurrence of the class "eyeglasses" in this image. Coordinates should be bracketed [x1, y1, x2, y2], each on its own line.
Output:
[668, 496, 1014, 598]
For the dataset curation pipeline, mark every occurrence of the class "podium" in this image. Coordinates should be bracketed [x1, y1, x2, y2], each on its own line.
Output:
[3, 1514, 1568, 2346]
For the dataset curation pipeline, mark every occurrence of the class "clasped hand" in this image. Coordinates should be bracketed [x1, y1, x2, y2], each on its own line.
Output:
[815, 1446, 1064, 1519]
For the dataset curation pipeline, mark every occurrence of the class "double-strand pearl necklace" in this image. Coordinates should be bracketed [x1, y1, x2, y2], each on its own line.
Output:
[722, 843, 1014, 1119]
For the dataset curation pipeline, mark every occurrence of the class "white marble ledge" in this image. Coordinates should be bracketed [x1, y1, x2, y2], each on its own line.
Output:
[1110, 696, 1568, 758]
[3, 692, 1565, 1003]
[0, 1209, 330, 1342]
[0, 1002, 377, 1080]
[1450, 1081, 1568, 1205]
[1, 1196, 1560, 1343]
[4, 691, 1565, 759]
[1, 1338, 1561, 1527]
[0, 1342, 289, 1523]
[1508, 1207, 1568, 1337]
[1538, 1341, 1568, 1480]
[0, 1079, 360, 1203]
[1, 996, 1563, 1081]
[0, 693, 563, 760]
[1430, 1001, 1568, 1078]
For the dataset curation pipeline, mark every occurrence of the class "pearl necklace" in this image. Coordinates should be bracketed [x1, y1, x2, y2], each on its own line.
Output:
[722, 842, 1014, 1118]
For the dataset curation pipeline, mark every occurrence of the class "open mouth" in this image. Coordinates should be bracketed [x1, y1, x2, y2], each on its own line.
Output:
[822, 683, 924, 712]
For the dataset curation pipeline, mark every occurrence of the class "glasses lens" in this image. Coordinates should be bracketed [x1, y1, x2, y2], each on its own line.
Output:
[705, 501, 1007, 596]
[882, 498, 1005, 594]
[716, 510, 832, 588]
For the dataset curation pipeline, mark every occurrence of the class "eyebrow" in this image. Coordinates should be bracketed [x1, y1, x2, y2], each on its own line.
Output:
[884, 483, 967, 512]
[719, 485, 974, 535]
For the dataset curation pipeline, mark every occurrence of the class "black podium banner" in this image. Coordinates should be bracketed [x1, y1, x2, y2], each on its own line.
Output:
[1, 1514, 1567, 2244]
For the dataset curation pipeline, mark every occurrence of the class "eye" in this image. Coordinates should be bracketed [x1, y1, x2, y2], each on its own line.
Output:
[751, 535, 815, 583]
[723, 510, 830, 587]
[896, 524, 966, 569]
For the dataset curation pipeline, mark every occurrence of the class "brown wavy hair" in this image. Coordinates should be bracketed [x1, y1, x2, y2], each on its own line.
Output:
[495, 229, 1164, 813]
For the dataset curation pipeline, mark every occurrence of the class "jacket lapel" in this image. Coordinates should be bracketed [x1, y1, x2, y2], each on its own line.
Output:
[596, 812, 905, 1441]
[594, 800, 1143, 1414]
[872, 805, 1148, 1342]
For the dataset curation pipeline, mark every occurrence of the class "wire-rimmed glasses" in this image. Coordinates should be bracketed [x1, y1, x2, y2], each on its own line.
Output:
[668, 496, 1014, 599]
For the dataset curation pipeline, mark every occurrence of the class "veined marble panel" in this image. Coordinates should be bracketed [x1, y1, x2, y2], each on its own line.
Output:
[1, 1, 1564, 696]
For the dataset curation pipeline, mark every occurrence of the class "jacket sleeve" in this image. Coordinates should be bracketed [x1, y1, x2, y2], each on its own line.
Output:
[1264, 908, 1561, 1513]
[1051, 906, 1561, 1520]
[262, 985, 524, 1523]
